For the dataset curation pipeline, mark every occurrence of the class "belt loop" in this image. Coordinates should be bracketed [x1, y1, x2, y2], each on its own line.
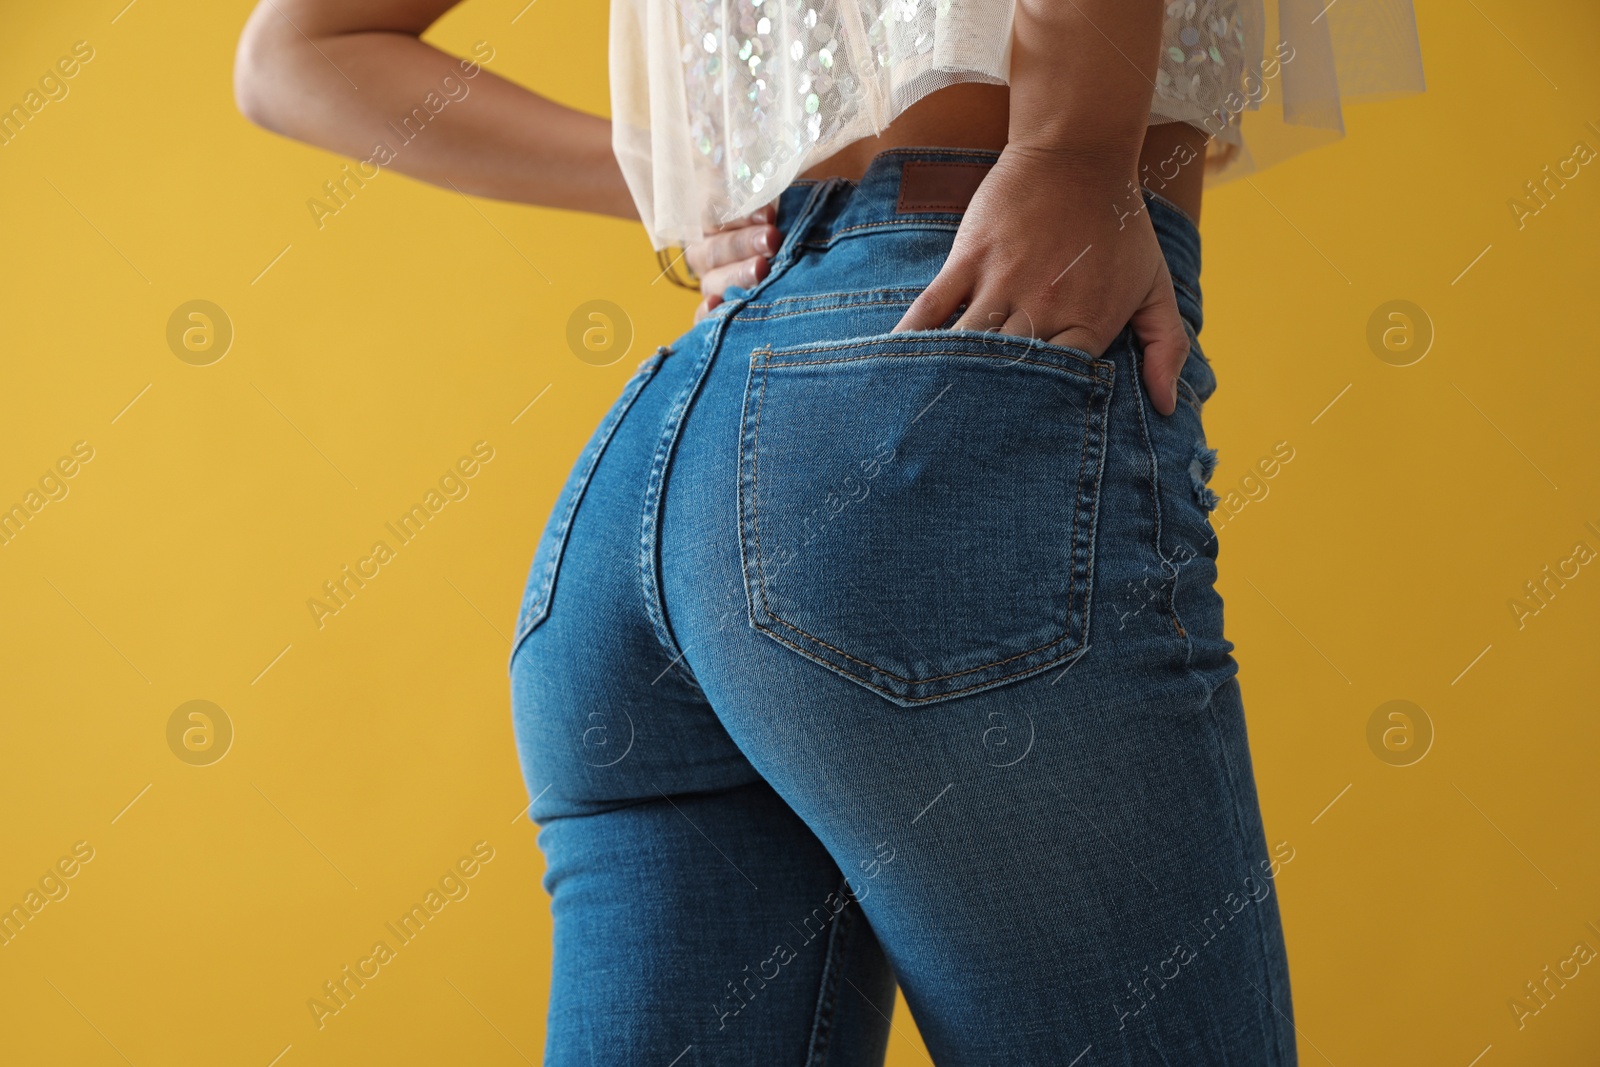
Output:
[771, 177, 839, 270]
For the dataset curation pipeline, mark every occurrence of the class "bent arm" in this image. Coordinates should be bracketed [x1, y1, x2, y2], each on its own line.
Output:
[1007, 0, 1163, 176]
[234, 0, 637, 219]
[896, 0, 1191, 414]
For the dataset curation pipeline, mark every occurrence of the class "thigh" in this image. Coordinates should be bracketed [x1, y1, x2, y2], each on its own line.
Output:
[509, 340, 898, 1066]
[533, 781, 897, 1067]
[675, 656, 1296, 1066]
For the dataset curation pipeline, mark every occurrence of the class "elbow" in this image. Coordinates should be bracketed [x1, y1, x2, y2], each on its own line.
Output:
[233, 69, 278, 133]
[232, 10, 292, 132]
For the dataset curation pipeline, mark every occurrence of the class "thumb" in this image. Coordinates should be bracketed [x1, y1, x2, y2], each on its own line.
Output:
[1133, 269, 1189, 417]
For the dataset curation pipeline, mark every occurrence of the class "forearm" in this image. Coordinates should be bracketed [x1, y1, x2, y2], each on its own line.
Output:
[1007, 0, 1163, 174]
[235, 5, 637, 219]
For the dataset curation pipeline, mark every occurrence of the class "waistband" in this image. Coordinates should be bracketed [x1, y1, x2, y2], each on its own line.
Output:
[773, 147, 1203, 335]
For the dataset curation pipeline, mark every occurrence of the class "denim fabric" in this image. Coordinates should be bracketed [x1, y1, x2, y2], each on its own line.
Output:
[510, 148, 1295, 1066]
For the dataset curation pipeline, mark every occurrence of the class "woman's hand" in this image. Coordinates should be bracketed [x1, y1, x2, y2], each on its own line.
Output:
[893, 143, 1189, 416]
[893, 0, 1185, 415]
[683, 206, 780, 321]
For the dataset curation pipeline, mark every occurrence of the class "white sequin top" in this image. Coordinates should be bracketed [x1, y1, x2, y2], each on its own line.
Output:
[611, 0, 1424, 249]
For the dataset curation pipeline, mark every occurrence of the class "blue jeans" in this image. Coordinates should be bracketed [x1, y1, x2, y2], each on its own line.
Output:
[510, 148, 1296, 1066]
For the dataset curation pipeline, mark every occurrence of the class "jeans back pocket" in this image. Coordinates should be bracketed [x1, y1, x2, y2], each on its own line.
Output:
[508, 348, 667, 671]
[737, 330, 1114, 705]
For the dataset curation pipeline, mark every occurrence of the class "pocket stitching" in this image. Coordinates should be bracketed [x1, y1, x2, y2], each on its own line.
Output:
[741, 286, 925, 313]
[768, 349, 1104, 380]
[742, 341, 1111, 694]
[753, 616, 1092, 704]
[764, 332, 1112, 378]
[738, 297, 919, 323]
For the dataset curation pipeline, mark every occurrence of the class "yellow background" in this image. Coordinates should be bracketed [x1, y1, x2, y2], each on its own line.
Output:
[1, 0, 1596, 1063]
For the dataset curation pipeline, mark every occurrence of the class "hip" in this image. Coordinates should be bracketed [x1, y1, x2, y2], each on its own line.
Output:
[648, 150, 1232, 706]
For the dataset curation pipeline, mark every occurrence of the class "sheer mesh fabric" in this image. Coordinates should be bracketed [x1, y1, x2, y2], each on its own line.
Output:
[611, 0, 1424, 248]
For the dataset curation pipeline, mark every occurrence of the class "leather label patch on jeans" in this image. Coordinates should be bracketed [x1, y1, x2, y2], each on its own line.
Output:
[896, 161, 991, 214]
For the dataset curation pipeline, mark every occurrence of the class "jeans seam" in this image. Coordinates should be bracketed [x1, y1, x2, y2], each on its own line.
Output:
[637, 366, 697, 668]
[1128, 342, 1189, 644]
[636, 179, 841, 667]
[1170, 274, 1202, 309]
[1205, 690, 1293, 1065]
[802, 880, 856, 1067]
[1143, 187, 1200, 231]
[1175, 377, 1203, 415]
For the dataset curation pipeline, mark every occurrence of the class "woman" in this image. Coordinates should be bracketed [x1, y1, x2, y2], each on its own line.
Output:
[235, 1, 1420, 1062]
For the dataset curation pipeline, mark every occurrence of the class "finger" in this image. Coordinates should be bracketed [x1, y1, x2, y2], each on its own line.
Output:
[694, 202, 775, 240]
[698, 255, 769, 301]
[1013, 312, 1107, 356]
[685, 224, 777, 277]
[694, 294, 718, 322]
[717, 204, 775, 241]
[1043, 327, 1104, 354]
[895, 261, 973, 332]
[952, 303, 1008, 334]
[999, 311, 1036, 341]
[685, 223, 778, 278]
[1132, 268, 1190, 417]
[1045, 315, 1122, 355]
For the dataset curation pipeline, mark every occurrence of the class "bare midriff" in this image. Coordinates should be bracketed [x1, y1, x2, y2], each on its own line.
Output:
[799, 82, 1207, 223]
